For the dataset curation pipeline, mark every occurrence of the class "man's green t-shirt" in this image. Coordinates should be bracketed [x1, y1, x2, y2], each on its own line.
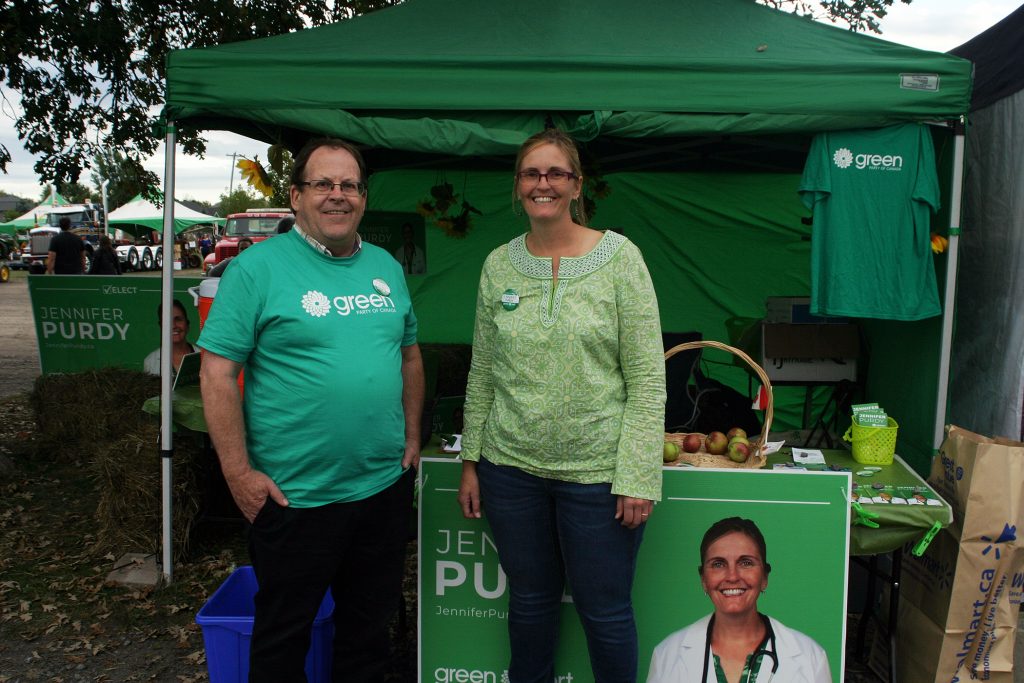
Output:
[799, 123, 941, 321]
[198, 231, 417, 507]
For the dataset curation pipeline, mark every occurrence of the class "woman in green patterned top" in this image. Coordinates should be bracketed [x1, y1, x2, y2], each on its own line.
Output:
[458, 128, 666, 682]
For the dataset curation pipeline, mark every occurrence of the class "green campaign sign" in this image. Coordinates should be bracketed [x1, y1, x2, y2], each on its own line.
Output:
[28, 275, 203, 374]
[419, 459, 850, 682]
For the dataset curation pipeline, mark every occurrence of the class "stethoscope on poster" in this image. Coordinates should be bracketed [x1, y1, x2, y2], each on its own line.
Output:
[701, 613, 780, 683]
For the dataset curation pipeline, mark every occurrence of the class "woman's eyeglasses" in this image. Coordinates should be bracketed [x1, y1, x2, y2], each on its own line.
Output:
[298, 179, 368, 197]
[515, 169, 579, 186]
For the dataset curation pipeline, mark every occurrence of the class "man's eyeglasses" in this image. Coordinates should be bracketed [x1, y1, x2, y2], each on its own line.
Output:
[515, 169, 579, 186]
[298, 179, 367, 197]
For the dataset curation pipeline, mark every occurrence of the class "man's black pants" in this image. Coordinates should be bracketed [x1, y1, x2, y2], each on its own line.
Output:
[248, 468, 415, 683]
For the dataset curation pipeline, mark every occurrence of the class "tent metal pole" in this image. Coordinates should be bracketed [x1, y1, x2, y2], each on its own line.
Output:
[933, 127, 965, 450]
[100, 180, 110, 239]
[160, 122, 178, 584]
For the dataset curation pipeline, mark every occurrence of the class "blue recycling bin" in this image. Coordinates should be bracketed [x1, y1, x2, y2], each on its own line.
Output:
[196, 566, 334, 683]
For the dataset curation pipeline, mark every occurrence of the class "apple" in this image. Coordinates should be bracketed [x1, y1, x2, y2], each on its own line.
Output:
[726, 427, 747, 441]
[663, 441, 681, 463]
[727, 440, 751, 463]
[682, 433, 703, 453]
[728, 435, 750, 448]
[705, 431, 729, 455]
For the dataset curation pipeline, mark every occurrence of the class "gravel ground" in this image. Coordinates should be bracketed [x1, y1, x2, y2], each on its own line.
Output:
[0, 272, 42, 400]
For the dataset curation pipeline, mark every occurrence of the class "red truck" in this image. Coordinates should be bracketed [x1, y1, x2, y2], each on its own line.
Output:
[203, 208, 292, 273]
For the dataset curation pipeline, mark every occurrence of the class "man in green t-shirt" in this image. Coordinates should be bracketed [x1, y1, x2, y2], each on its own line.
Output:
[199, 138, 424, 682]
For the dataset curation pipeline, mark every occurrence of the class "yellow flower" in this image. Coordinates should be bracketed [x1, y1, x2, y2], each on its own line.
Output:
[237, 157, 274, 197]
[930, 232, 949, 254]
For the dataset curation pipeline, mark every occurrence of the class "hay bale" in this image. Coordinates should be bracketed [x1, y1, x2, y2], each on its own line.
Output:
[29, 368, 160, 462]
[29, 369, 206, 561]
[90, 423, 205, 562]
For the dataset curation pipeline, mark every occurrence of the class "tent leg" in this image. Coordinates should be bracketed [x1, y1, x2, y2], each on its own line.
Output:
[933, 126, 965, 450]
[160, 123, 178, 584]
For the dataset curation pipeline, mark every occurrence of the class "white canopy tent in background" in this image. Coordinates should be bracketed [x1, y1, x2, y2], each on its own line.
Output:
[107, 194, 223, 236]
[948, 6, 1024, 442]
[0, 191, 70, 233]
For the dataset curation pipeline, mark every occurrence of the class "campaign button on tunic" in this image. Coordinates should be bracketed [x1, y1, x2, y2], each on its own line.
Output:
[501, 289, 520, 311]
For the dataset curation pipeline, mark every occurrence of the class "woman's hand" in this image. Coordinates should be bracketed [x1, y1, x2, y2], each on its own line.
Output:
[616, 496, 653, 529]
[458, 460, 482, 519]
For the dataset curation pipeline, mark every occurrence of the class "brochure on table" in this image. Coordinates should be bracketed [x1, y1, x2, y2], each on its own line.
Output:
[419, 459, 851, 682]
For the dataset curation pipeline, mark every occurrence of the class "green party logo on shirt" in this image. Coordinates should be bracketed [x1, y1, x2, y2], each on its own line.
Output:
[833, 147, 904, 172]
[301, 288, 397, 318]
[301, 290, 332, 317]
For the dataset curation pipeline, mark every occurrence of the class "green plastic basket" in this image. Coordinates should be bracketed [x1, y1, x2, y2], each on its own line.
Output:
[843, 417, 898, 465]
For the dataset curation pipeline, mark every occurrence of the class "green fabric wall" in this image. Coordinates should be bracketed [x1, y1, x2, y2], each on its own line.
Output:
[370, 169, 815, 430]
[369, 165, 948, 450]
[860, 317, 942, 474]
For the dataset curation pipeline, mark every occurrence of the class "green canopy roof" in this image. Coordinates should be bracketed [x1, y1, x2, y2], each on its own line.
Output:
[165, 0, 973, 160]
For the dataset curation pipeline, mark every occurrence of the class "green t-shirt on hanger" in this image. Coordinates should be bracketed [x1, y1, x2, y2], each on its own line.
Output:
[799, 123, 941, 321]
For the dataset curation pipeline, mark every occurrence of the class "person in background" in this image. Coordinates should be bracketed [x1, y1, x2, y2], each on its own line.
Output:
[199, 137, 423, 682]
[276, 216, 295, 234]
[46, 216, 85, 274]
[199, 234, 213, 257]
[458, 128, 666, 683]
[143, 299, 196, 376]
[392, 221, 425, 274]
[206, 237, 252, 277]
[647, 517, 831, 683]
[88, 236, 121, 275]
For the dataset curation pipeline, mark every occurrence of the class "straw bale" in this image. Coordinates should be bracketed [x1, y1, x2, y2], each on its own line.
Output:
[28, 369, 206, 561]
[89, 423, 205, 562]
[29, 368, 160, 462]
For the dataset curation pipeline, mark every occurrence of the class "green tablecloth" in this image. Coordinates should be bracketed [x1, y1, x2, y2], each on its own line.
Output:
[767, 448, 951, 556]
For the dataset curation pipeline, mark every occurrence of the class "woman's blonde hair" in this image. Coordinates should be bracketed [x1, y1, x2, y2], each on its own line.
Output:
[513, 128, 587, 225]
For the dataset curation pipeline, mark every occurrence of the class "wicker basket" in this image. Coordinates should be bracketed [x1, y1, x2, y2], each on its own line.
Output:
[663, 340, 773, 469]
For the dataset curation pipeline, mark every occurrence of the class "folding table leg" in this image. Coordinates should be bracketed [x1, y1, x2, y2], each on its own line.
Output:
[855, 554, 878, 659]
[888, 550, 902, 683]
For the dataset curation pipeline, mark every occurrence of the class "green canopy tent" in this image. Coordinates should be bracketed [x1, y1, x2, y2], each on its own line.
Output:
[156, 0, 972, 579]
[0, 191, 70, 235]
[107, 194, 223, 237]
[165, 0, 970, 150]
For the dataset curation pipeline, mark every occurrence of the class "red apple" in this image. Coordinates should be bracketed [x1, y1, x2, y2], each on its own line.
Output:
[726, 427, 747, 441]
[727, 440, 751, 463]
[682, 433, 703, 453]
[705, 431, 729, 455]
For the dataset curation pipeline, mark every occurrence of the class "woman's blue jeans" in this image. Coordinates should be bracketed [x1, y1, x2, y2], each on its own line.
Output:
[477, 457, 645, 683]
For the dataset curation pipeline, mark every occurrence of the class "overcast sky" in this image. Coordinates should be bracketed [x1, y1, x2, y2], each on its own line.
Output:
[0, 0, 1019, 206]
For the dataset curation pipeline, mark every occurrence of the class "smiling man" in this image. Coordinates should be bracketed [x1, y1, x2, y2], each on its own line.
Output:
[198, 138, 424, 683]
